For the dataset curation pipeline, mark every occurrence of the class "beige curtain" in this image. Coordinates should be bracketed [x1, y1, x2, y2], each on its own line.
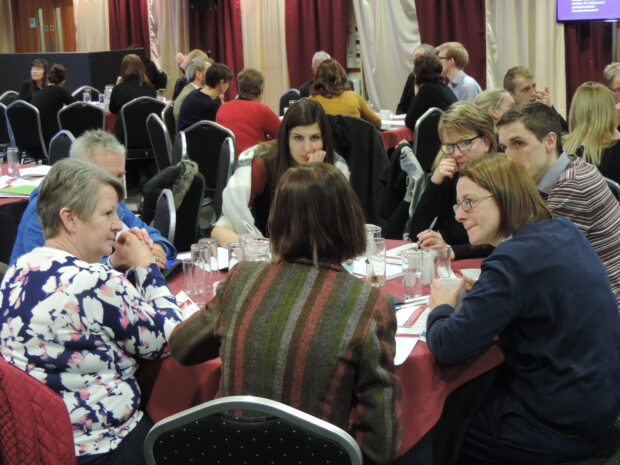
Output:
[486, 0, 566, 117]
[0, 0, 14, 53]
[149, 0, 190, 98]
[73, 0, 110, 52]
[351, 0, 420, 113]
[240, 0, 288, 112]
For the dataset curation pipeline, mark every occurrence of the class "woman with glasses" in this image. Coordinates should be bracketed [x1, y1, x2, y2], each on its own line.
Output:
[603, 62, 620, 129]
[563, 82, 620, 184]
[426, 153, 620, 464]
[409, 101, 496, 259]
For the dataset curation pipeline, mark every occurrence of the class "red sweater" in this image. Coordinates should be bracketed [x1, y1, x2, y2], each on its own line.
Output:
[216, 99, 281, 156]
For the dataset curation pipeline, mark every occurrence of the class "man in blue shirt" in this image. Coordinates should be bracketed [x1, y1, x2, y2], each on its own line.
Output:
[10, 130, 176, 268]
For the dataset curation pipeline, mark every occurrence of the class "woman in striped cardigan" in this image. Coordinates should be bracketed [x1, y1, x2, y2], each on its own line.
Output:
[170, 162, 402, 465]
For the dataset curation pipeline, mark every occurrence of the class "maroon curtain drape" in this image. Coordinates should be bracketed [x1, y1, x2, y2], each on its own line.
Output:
[563, 21, 613, 112]
[187, 1, 242, 100]
[284, 0, 350, 89]
[108, 0, 150, 57]
[414, 0, 486, 89]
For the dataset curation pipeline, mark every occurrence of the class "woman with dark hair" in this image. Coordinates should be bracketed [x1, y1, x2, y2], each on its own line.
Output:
[32, 63, 76, 146]
[427, 153, 620, 464]
[211, 98, 350, 247]
[216, 68, 281, 155]
[109, 54, 156, 142]
[171, 162, 402, 465]
[309, 58, 381, 129]
[404, 53, 457, 131]
[18, 58, 49, 102]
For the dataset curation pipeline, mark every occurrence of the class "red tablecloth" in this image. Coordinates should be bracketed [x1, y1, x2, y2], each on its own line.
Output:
[142, 241, 504, 454]
[380, 125, 412, 151]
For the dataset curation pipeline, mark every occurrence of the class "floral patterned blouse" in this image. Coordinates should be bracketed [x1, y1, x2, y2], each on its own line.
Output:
[0, 247, 183, 457]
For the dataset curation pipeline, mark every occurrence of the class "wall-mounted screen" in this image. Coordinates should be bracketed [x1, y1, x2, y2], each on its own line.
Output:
[557, 0, 620, 21]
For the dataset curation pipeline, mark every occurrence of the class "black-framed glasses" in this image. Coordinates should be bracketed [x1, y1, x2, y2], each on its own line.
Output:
[437, 55, 449, 61]
[441, 134, 482, 155]
[453, 195, 493, 214]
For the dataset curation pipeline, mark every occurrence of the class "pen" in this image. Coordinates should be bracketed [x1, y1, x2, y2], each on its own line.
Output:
[417, 216, 438, 249]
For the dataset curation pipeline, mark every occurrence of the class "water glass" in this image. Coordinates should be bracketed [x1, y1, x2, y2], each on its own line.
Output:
[402, 249, 427, 300]
[98, 94, 105, 105]
[191, 243, 212, 273]
[157, 88, 166, 101]
[199, 238, 219, 273]
[366, 237, 386, 287]
[83, 90, 91, 103]
[424, 244, 453, 279]
[365, 224, 382, 240]
[182, 258, 209, 304]
[242, 237, 271, 262]
[104, 84, 113, 101]
[227, 242, 244, 270]
[7, 147, 20, 177]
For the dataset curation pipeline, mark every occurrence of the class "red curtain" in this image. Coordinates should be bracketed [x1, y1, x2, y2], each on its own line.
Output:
[108, 0, 150, 57]
[414, 0, 486, 89]
[563, 21, 613, 111]
[284, 0, 350, 89]
[187, 1, 242, 100]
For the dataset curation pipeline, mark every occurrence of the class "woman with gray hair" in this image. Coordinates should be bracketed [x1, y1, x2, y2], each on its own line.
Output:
[0, 158, 184, 465]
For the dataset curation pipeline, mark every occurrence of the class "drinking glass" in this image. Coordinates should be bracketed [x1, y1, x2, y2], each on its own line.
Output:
[82, 90, 91, 103]
[182, 258, 209, 304]
[199, 238, 219, 274]
[241, 237, 271, 262]
[191, 243, 212, 273]
[365, 224, 382, 240]
[402, 249, 427, 300]
[98, 94, 105, 105]
[366, 237, 386, 287]
[227, 242, 244, 270]
[157, 88, 166, 101]
[424, 244, 453, 280]
[7, 147, 20, 177]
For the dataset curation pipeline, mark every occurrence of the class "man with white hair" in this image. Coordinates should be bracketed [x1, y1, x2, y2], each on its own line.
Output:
[299, 51, 332, 97]
[10, 130, 176, 269]
[173, 56, 213, 129]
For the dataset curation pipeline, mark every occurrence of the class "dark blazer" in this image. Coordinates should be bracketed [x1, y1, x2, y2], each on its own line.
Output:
[405, 82, 456, 132]
[31, 85, 76, 146]
[396, 73, 416, 115]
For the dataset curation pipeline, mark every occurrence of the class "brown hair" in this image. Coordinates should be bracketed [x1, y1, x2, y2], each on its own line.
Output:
[237, 68, 264, 99]
[436, 42, 469, 69]
[47, 64, 67, 85]
[205, 63, 233, 88]
[497, 102, 563, 153]
[414, 53, 443, 85]
[120, 54, 150, 86]
[311, 59, 351, 98]
[461, 153, 552, 240]
[259, 98, 335, 187]
[268, 163, 366, 265]
[503, 66, 534, 93]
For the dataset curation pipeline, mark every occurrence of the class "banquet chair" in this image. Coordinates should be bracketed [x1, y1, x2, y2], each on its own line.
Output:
[412, 107, 443, 174]
[6, 99, 48, 161]
[146, 113, 172, 172]
[0, 199, 28, 266]
[57, 101, 105, 137]
[279, 88, 301, 116]
[170, 130, 187, 165]
[161, 102, 176, 138]
[171, 171, 205, 251]
[214, 136, 236, 218]
[0, 90, 19, 105]
[0, 356, 76, 465]
[605, 177, 620, 201]
[71, 85, 100, 102]
[0, 103, 11, 154]
[143, 395, 362, 465]
[152, 189, 176, 243]
[120, 96, 166, 160]
[182, 120, 235, 199]
[48, 130, 75, 165]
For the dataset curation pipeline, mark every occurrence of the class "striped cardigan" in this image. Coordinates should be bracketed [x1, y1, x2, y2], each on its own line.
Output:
[543, 156, 620, 309]
[170, 260, 402, 465]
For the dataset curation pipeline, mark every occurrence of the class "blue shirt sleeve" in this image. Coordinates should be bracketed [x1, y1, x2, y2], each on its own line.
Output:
[117, 201, 177, 260]
[10, 188, 43, 264]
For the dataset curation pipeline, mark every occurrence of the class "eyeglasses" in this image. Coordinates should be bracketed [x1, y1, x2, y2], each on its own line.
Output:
[441, 135, 482, 155]
[609, 86, 620, 94]
[437, 55, 449, 61]
[453, 195, 493, 214]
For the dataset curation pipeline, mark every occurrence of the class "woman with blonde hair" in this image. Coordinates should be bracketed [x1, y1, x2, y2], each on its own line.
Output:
[309, 58, 381, 129]
[563, 81, 620, 183]
[409, 101, 496, 259]
[473, 89, 515, 125]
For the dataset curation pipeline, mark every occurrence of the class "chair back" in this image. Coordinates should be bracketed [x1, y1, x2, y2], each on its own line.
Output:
[171, 130, 187, 165]
[605, 177, 620, 201]
[0, 199, 28, 265]
[71, 85, 101, 102]
[120, 96, 166, 159]
[0, 91, 19, 106]
[48, 130, 75, 165]
[146, 113, 172, 172]
[152, 189, 176, 243]
[412, 107, 443, 174]
[144, 395, 362, 465]
[161, 102, 176, 138]
[173, 172, 205, 252]
[279, 88, 301, 116]
[57, 101, 105, 137]
[0, 103, 11, 149]
[5, 100, 48, 160]
[157, 70, 168, 90]
[214, 136, 236, 217]
[0, 356, 76, 465]
[183, 120, 235, 196]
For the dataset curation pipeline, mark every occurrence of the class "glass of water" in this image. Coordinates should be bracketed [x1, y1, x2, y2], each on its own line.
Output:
[402, 248, 427, 300]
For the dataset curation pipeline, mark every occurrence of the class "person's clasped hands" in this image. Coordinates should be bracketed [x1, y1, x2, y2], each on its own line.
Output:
[109, 227, 165, 270]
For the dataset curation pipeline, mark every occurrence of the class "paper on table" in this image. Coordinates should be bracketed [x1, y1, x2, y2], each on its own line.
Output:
[176, 290, 201, 319]
[386, 242, 417, 265]
[352, 257, 402, 280]
[19, 165, 51, 177]
[393, 114, 406, 120]
[460, 268, 481, 280]
[177, 247, 229, 270]
[394, 301, 430, 365]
